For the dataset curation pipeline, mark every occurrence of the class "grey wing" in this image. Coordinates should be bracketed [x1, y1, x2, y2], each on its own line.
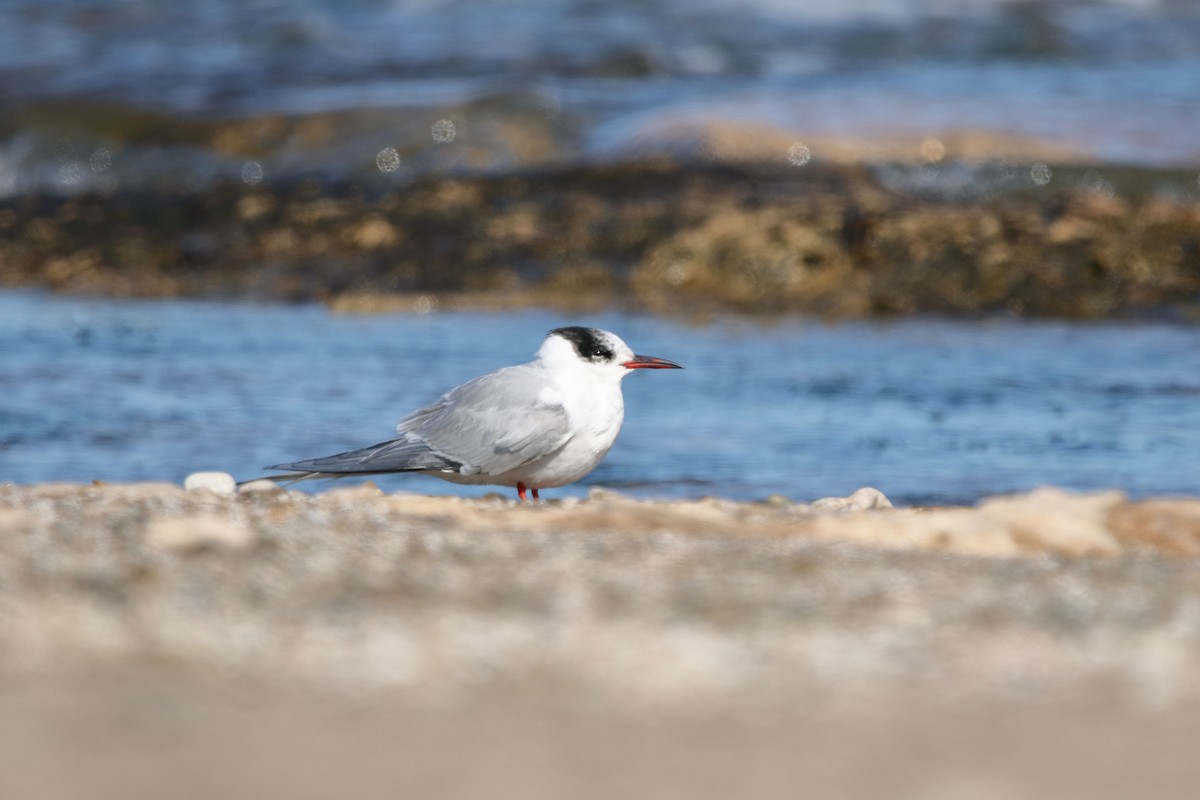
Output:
[396, 364, 573, 476]
[265, 436, 460, 475]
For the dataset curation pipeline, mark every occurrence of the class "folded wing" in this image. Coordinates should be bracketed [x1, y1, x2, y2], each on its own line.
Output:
[396, 363, 572, 476]
[264, 363, 572, 479]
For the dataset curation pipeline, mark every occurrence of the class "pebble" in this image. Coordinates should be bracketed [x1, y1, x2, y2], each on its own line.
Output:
[185, 472, 238, 496]
[807, 487, 893, 512]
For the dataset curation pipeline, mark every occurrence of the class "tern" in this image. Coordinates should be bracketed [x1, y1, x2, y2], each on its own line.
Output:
[250, 327, 682, 501]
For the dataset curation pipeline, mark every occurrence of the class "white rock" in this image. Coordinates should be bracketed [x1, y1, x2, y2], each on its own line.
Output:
[808, 487, 893, 512]
[144, 514, 255, 552]
[184, 472, 237, 496]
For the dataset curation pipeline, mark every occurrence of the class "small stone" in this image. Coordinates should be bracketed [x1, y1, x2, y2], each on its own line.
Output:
[848, 487, 893, 510]
[185, 472, 237, 496]
[144, 514, 255, 552]
[809, 487, 893, 512]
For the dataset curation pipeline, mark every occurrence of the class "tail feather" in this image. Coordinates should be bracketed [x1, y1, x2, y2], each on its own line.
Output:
[243, 436, 462, 486]
[237, 471, 329, 487]
[237, 471, 389, 487]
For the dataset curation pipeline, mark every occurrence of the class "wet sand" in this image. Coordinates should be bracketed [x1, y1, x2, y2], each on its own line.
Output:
[3, 481, 1200, 798]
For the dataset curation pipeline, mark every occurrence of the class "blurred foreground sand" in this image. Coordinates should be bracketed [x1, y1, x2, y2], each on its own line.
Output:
[2, 481, 1200, 799]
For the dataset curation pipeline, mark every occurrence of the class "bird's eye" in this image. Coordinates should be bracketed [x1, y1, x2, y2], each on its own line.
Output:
[589, 346, 613, 361]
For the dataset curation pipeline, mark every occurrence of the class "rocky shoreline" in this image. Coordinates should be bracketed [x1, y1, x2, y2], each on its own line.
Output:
[4, 160, 1199, 320]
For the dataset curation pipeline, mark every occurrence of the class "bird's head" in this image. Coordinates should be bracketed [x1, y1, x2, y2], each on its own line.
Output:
[538, 327, 682, 380]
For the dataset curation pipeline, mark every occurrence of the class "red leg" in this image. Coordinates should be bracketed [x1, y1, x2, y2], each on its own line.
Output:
[517, 481, 528, 502]
[532, 488, 540, 501]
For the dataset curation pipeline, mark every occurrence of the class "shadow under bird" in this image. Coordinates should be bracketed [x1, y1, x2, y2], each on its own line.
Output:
[248, 327, 682, 501]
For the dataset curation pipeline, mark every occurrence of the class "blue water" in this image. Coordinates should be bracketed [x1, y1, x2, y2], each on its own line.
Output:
[1, 291, 1197, 505]
[3, 0, 1200, 182]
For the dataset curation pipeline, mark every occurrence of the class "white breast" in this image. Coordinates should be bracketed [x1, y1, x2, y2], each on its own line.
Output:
[454, 375, 623, 490]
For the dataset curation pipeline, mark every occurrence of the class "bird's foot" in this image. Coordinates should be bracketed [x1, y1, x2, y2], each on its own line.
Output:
[516, 482, 540, 503]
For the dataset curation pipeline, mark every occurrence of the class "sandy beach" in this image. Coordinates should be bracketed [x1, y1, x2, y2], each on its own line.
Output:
[3, 480, 1200, 798]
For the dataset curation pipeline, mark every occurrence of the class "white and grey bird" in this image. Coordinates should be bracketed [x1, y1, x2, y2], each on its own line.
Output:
[251, 327, 682, 501]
